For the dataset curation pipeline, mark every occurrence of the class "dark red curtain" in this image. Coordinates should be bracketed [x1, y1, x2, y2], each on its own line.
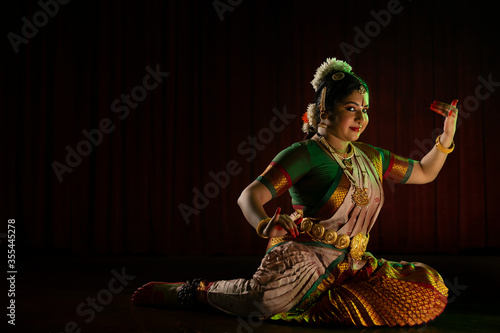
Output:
[2, 0, 499, 255]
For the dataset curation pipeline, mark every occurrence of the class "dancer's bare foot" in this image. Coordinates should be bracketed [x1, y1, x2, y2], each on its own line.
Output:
[131, 282, 185, 307]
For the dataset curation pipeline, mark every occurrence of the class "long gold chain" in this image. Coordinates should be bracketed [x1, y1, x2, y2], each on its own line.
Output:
[319, 137, 371, 207]
[320, 137, 357, 183]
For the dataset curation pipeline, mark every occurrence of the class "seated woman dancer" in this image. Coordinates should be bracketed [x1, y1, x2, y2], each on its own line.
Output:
[132, 58, 457, 327]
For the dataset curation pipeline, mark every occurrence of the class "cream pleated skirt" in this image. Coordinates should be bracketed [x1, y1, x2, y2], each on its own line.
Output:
[206, 239, 448, 327]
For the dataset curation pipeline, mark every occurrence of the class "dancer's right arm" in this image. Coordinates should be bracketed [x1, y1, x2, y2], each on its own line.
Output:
[237, 180, 298, 238]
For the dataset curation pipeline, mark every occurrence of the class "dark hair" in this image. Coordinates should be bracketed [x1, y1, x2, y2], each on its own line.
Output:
[305, 71, 369, 139]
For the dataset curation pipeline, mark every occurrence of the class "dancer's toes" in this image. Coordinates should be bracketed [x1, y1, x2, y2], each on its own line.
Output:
[131, 281, 185, 307]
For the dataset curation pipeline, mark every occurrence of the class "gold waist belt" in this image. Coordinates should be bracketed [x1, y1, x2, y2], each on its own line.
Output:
[300, 218, 369, 260]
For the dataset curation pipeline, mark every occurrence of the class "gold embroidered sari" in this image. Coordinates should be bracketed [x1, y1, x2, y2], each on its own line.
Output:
[206, 140, 448, 326]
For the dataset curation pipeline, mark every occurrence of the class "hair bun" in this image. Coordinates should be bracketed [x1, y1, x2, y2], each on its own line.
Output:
[311, 58, 352, 92]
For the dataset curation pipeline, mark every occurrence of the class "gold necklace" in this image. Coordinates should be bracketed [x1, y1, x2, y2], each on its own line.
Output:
[319, 137, 370, 207]
[319, 136, 354, 167]
[320, 139, 355, 167]
[331, 144, 354, 160]
[333, 144, 354, 168]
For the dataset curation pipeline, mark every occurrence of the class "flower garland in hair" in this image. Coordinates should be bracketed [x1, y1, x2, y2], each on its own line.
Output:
[310, 57, 352, 91]
[302, 103, 318, 133]
[303, 57, 354, 133]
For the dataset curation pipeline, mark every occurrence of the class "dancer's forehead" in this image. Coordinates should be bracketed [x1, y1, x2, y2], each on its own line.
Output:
[339, 90, 370, 108]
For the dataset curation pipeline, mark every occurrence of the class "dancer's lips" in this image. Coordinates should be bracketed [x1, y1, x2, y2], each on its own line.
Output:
[349, 127, 360, 132]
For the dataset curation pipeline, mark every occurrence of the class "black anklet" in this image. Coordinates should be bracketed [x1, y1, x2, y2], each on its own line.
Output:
[177, 278, 204, 308]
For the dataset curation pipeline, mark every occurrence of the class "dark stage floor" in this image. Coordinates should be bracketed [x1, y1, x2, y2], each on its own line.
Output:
[11, 253, 500, 332]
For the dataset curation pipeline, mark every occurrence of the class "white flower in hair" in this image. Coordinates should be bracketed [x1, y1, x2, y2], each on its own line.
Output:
[301, 103, 318, 133]
[311, 57, 353, 91]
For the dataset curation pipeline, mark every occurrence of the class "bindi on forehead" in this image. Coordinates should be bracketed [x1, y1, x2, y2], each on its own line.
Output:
[342, 91, 369, 107]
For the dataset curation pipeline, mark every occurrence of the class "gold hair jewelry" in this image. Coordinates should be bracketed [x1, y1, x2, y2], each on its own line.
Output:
[319, 87, 328, 120]
[311, 58, 352, 91]
[435, 134, 455, 154]
[319, 87, 327, 111]
[256, 218, 271, 238]
[358, 85, 367, 95]
[332, 72, 345, 80]
[319, 87, 327, 110]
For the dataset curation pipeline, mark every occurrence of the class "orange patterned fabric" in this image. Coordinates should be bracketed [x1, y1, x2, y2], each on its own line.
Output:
[271, 253, 448, 326]
[259, 162, 292, 197]
[384, 154, 411, 183]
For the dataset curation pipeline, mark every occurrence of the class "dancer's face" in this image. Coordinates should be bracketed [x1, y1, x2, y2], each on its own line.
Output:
[324, 90, 369, 143]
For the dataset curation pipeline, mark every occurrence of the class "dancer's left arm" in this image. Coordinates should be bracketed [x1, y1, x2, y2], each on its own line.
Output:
[406, 99, 458, 184]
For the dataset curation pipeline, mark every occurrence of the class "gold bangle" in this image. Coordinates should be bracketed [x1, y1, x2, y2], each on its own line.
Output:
[435, 134, 455, 154]
[256, 218, 271, 239]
